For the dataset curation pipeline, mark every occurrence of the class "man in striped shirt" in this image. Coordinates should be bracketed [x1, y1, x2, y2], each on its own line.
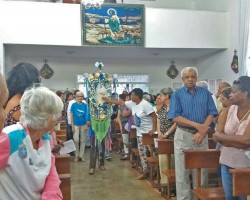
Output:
[168, 67, 218, 200]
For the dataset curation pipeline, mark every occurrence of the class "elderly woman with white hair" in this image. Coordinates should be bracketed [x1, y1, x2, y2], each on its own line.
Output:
[0, 87, 63, 200]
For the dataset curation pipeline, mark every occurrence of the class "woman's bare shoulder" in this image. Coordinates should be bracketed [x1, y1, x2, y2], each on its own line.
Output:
[5, 94, 21, 113]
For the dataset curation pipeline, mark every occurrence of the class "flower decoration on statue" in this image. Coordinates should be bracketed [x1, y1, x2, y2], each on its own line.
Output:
[95, 62, 104, 70]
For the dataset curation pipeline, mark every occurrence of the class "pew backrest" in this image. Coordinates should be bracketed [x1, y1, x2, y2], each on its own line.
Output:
[55, 154, 70, 174]
[230, 168, 250, 197]
[184, 149, 220, 187]
[158, 139, 174, 155]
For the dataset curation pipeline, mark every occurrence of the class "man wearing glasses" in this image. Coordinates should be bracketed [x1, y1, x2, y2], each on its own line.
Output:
[70, 91, 91, 162]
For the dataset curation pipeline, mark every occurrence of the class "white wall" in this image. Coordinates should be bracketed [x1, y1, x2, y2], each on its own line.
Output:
[11, 55, 195, 93]
[0, 43, 4, 74]
[196, 0, 239, 84]
[0, 0, 237, 93]
[145, 8, 227, 48]
[0, 1, 227, 48]
[0, 2, 81, 46]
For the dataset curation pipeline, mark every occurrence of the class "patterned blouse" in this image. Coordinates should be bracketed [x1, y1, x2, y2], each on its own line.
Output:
[157, 105, 174, 139]
[4, 105, 21, 127]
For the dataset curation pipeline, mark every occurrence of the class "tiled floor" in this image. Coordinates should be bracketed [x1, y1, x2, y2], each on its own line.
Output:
[70, 150, 165, 200]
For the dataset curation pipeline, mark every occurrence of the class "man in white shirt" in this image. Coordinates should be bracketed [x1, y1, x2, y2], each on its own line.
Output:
[129, 89, 157, 179]
[103, 88, 157, 179]
[66, 90, 79, 149]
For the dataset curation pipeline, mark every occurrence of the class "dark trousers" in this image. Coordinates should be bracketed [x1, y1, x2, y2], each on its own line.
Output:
[89, 136, 105, 169]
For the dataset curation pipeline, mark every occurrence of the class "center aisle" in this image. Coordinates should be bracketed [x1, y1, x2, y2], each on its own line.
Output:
[70, 149, 165, 200]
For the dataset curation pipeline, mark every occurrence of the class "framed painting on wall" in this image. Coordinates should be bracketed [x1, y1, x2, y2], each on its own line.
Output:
[81, 3, 144, 46]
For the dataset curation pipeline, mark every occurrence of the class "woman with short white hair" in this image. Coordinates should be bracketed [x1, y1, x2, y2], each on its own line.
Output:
[0, 87, 63, 200]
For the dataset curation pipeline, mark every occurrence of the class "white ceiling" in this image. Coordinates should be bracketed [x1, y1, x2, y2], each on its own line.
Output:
[5, 44, 225, 60]
[0, 0, 229, 11]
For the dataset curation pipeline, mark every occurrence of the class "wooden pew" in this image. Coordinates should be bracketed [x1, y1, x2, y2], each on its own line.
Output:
[59, 174, 71, 200]
[230, 168, 250, 199]
[130, 128, 140, 168]
[184, 149, 225, 200]
[158, 139, 175, 198]
[142, 133, 159, 187]
[55, 154, 71, 200]
[55, 130, 67, 142]
[60, 125, 67, 131]
[55, 154, 70, 174]
[208, 138, 216, 149]
[207, 130, 215, 138]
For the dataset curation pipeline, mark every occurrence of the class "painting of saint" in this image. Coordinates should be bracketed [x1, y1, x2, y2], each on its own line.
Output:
[82, 4, 144, 46]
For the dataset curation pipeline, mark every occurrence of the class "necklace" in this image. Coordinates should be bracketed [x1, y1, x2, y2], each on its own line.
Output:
[235, 108, 250, 152]
[238, 108, 250, 124]
[235, 108, 250, 133]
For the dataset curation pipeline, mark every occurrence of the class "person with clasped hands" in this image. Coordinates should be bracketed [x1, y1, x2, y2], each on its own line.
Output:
[168, 67, 218, 200]
[0, 87, 63, 200]
[213, 76, 250, 200]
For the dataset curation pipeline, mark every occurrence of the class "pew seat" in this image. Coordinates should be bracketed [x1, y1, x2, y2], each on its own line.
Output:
[184, 149, 225, 200]
[192, 187, 225, 200]
[158, 139, 175, 199]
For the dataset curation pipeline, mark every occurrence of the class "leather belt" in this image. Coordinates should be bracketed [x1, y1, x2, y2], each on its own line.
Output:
[178, 127, 197, 134]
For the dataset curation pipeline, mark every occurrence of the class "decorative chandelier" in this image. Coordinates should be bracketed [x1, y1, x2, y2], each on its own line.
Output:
[81, 0, 104, 9]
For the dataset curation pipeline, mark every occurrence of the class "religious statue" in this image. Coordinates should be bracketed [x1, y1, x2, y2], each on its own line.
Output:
[85, 62, 117, 141]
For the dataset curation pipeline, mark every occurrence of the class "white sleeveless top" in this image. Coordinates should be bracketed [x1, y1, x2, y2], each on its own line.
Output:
[220, 105, 250, 168]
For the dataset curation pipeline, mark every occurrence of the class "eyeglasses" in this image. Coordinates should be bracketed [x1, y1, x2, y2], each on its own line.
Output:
[77, 96, 84, 97]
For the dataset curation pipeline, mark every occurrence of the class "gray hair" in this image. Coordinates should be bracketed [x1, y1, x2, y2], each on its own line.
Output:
[160, 87, 174, 96]
[76, 91, 84, 97]
[181, 67, 198, 78]
[143, 94, 153, 103]
[20, 87, 63, 129]
[196, 81, 209, 89]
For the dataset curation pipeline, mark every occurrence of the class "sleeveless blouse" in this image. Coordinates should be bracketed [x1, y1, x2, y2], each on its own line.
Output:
[220, 105, 250, 168]
[157, 105, 174, 139]
[4, 105, 21, 127]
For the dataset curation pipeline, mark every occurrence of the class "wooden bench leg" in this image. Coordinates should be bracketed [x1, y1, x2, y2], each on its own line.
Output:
[59, 174, 71, 200]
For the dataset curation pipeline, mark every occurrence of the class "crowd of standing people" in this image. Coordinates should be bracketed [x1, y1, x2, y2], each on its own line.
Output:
[0, 62, 250, 200]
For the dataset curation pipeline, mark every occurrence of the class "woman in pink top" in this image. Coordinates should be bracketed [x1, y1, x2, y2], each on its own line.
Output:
[213, 76, 250, 200]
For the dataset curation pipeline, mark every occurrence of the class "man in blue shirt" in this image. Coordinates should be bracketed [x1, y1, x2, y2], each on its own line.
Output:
[168, 67, 218, 200]
[70, 91, 91, 162]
